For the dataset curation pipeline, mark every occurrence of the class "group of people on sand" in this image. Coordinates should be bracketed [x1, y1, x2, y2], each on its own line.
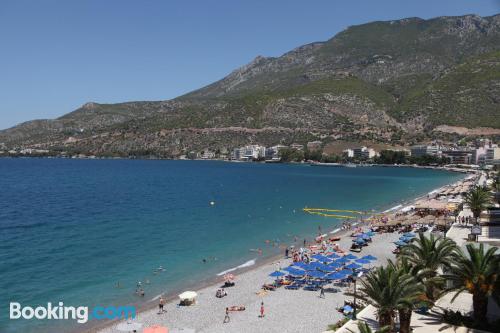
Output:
[290, 247, 311, 263]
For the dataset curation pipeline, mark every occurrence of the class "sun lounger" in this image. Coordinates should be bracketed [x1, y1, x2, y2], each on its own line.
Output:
[228, 306, 245, 311]
[285, 284, 300, 290]
[303, 285, 320, 291]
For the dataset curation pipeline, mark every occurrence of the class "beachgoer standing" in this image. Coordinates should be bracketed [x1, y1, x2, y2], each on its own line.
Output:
[285, 247, 289, 258]
[259, 301, 265, 318]
[223, 307, 230, 323]
[319, 286, 325, 298]
[303, 238, 306, 247]
[158, 296, 165, 313]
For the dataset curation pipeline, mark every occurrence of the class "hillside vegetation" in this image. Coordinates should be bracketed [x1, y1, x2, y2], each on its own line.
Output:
[1, 14, 499, 156]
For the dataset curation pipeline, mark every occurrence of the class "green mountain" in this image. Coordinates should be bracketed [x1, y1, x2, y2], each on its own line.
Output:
[1, 14, 500, 157]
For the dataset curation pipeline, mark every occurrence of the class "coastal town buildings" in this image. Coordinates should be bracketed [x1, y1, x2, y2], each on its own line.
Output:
[353, 146, 377, 159]
[410, 145, 440, 157]
[231, 145, 266, 160]
[343, 149, 354, 158]
[265, 145, 286, 160]
[485, 147, 500, 165]
[201, 150, 216, 159]
[442, 149, 474, 165]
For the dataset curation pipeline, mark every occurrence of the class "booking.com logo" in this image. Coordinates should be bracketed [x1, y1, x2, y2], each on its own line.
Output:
[10, 302, 136, 324]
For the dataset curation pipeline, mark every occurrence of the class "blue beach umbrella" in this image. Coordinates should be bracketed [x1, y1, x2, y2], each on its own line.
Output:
[326, 272, 347, 280]
[295, 264, 315, 271]
[328, 261, 342, 269]
[293, 262, 309, 269]
[355, 259, 371, 265]
[344, 254, 358, 260]
[269, 271, 285, 277]
[312, 254, 331, 262]
[360, 234, 371, 240]
[345, 263, 362, 270]
[308, 262, 325, 269]
[288, 268, 306, 276]
[403, 232, 416, 238]
[366, 231, 376, 237]
[342, 305, 354, 313]
[308, 270, 327, 279]
[338, 269, 353, 276]
[337, 257, 350, 264]
[284, 266, 303, 273]
[362, 255, 377, 261]
[354, 238, 366, 245]
[328, 253, 341, 259]
[394, 241, 407, 247]
[318, 264, 336, 272]
[399, 236, 411, 242]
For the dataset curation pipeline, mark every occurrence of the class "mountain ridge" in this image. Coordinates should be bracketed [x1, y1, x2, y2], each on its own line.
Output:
[1, 13, 500, 156]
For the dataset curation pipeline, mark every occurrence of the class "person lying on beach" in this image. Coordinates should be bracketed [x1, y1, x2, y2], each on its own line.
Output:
[228, 305, 245, 311]
[262, 283, 277, 291]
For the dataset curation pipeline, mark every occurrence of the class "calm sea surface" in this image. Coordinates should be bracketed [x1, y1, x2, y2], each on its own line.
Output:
[0, 159, 463, 332]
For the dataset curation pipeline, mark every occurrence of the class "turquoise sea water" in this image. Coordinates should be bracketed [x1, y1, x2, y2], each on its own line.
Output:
[0, 159, 463, 333]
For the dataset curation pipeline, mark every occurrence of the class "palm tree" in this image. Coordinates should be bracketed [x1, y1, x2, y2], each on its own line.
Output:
[348, 321, 390, 333]
[445, 243, 499, 323]
[388, 260, 426, 333]
[399, 233, 458, 301]
[464, 186, 491, 224]
[353, 263, 423, 332]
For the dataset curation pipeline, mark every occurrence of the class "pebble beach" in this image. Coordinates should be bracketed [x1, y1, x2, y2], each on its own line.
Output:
[91, 171, 473, 333]
[94, 231, 402, 333]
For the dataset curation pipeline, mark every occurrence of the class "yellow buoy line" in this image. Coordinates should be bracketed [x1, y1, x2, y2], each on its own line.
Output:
[302, 207, 386, 220]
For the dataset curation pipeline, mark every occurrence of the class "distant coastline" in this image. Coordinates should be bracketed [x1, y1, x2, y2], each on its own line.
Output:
[0, 153, 479, 175]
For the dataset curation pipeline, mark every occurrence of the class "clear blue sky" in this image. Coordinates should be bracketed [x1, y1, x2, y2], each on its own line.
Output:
[0, 0, 499, 130]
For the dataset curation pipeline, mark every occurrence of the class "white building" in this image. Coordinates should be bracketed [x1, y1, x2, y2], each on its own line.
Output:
[266, 145, 287, 160]
[353, 146, 377, 159]
[201, 150, 216, 159]
[485, 147, 500, 165]
[232, 145, 266, 160]
[343, 149, 354, 158]
[410, 145, 440, 157]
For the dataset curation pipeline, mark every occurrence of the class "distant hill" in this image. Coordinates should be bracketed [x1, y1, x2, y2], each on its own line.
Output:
[1, 14, 500, 157]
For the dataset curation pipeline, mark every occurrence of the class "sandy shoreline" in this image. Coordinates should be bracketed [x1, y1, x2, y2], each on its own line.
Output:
[81, 169, 472, 333]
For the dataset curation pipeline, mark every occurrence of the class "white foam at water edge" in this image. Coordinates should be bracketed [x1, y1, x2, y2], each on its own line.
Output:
[217, 259, 257, 276]
[329, 228, 341, 234]
[150, 294, 162, 301]
[383, 204, 402, 213]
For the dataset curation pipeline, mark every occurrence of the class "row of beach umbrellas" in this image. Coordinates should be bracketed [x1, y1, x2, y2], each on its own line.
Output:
[269, 254, 378, 279]
[394, 232, 416, 247]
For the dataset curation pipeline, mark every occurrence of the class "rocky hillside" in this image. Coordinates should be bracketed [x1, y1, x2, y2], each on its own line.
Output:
[1, 14, 500, 156]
